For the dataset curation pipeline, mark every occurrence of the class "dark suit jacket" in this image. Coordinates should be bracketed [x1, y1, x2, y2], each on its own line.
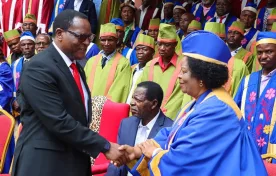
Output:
[105, 111, 173, 176]
[11, 44, 108, 176]
[64, 0, 97, 34]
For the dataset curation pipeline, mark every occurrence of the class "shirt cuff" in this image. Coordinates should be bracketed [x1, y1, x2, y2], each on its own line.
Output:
[152, 148, 163, 157]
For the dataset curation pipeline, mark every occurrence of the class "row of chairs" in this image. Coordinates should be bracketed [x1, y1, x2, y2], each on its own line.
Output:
[0, 97, 130, 175]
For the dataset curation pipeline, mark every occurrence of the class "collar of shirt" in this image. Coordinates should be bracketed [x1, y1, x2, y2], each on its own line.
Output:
[216, 13, 229, 22]
[74, 0, 83, 11]
[99, 50, 117, 61]
[138, 110, 160, 131]
[202, 2, 215, 16]
[157, 53, 178, 72]
[140, 5, 149, 12]
[23, 57, 31, 63]
[262, 69, 276, 78]
[53, 42, 76, 67]
[124, 23, 135, 42]
[244, 27, 252, 35]
[230, 46, 242, 57]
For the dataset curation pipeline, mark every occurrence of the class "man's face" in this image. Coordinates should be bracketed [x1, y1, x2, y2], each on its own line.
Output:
[7, 38, 21, 54]
[116, 29, 125, 45]
[240, 10, 256, 29]
[57, 17, 91, 60]
[216, 0, 230, 17]
[164, 4, 174, 19]
[20, 39, 35, 59]
[266, 19, 276, 31]
[148, 29, 159, 41]
[130, 87, 153, 118]
[157, 41, 177, 58]
[35, 35, 51, 53]
[257, 43, 276, 71]
[100, 36, 117, 55]
[179, 14, 193, 32]
[136, 45, 154, 65]
[226, 30, 244, 49]
[121, 6, 135, 24]
[173, 9, 185, 24]
[22, 22, 37, 36]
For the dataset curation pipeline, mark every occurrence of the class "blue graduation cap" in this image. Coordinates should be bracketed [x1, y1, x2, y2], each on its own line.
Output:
[256, 31, 276, 46]
[20, 31, 35, 42]
[242, 2, 257, 14]
[110, 18, 125, 31]
[173, 1, 186, 11]
[182, 30, 231, 66]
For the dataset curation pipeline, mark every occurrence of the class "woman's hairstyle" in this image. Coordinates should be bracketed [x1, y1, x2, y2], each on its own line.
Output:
[187, 56, 229, 89]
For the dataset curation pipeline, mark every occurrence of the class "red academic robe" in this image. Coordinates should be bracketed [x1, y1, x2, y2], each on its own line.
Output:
[22, 0, 54, 33]
[0, 0, 23, 56]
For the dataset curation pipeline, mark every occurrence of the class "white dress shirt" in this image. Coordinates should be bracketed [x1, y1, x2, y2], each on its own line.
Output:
[126, 64, 144, 104]
[215, 13, 229, 24]
[74, 0, 83, 11]
[127, 111, 160, 176]
[231, 46, 242, 57]
[53, 42, 89, 119]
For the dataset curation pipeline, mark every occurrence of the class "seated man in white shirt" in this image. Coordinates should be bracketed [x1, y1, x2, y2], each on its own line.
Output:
[106, 81, 173, 176]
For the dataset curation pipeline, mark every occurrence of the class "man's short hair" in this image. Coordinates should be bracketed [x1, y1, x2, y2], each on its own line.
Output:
[36, 33, 52, 43]
[52, 9, 88, 37]
[137, 81, 164, 108]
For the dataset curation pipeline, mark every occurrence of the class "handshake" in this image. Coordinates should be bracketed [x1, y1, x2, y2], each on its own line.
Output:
[103, 139, 159, 167]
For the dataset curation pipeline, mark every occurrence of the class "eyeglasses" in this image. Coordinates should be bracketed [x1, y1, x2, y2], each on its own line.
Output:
[66, 30, 93, 42]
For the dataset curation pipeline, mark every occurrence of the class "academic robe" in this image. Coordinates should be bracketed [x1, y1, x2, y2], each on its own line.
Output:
[191, 2, 216, 28]
[0, 62, 13, 112]
[48, 0, 66, 34]
[233, 47, 255, 73]
[11, 57, 24, 98]
[0, 0, 22, 56]
[6, 53, 22, 66]
[256, 7, 269, 31]
[0, 62, 15, 174]
[136, 54, 192, 119]
[86, 42, 100, 59]
[122, 47, 138, 66]
[128, 88, 267, 176]
[22, 0, 54, 33]
[235, 70, 276, 163]
[124, 25, 143, 49]
[84, 52, 131, 103]
[208, 14, 238, 33]
[225, 57, 249, 97]
[137, 6, 161, 31]
[242, 27, 259, 51]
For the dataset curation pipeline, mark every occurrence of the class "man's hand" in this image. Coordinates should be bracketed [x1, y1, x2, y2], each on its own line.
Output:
[104, 142, 128, 166]
[139, 140, 158, 158]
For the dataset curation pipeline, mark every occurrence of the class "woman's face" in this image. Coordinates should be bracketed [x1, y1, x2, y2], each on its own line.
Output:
[178, 57, 202, 97]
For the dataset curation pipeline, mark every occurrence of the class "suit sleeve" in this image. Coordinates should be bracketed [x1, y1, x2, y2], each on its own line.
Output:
[89, 2, 97, 34]
[19, 61, 108, 158]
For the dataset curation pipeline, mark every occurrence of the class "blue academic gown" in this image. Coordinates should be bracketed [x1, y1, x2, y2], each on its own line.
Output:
[128, 88, 267, 176]
[209, 14, 238, 33]
[48, 0, 66, 34]
[86, 42, 100, 59]
[235, 70, 276, 164]
[256, 7, 267, 31]
[191, 2, 216, 28]
[242, 27, 259, 51]
[0, 61, 15, 174]
[121, 47, 138, 66]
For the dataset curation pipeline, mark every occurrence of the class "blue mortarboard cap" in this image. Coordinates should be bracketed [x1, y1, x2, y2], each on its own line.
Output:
[173, 1, 186, 11]
[182, 30, 231, 65]
[20, 31, 35, 42]
[165, 0, 174, 5]
[256, 32, 276, 46]
[242, 2, 257, 13]
[110, 18, 125, 30]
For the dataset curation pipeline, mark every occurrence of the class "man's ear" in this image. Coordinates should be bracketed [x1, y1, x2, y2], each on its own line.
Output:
[151, 99, 158, 110]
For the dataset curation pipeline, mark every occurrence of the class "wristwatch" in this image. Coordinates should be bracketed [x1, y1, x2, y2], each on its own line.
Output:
[102, 141, 111, 153]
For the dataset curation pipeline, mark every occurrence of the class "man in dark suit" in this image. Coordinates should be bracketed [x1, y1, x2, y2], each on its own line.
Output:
[12, 10, 125, 176]
[106, 81, 173, 176]
[63, 0, 98, 34]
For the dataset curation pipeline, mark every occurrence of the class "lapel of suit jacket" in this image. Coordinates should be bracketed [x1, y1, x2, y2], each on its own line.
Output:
[76, 62, 92, 125]
[50, 44, 87, 115]
[148, 111, 165, 139]
[79, 0, 88, 13]
[128, 117, 140, 146]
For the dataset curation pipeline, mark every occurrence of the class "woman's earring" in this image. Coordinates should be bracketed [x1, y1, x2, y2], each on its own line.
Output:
[199, 80, 203, 87]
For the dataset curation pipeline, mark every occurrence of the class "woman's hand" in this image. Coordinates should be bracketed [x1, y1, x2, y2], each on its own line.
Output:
[139, 140, 158, 158]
